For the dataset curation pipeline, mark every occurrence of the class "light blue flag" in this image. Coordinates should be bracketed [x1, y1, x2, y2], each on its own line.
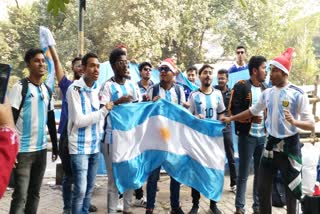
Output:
[110, 99, 225, 201]
[39, 26, 56, 92]
[97, 61, 160, 86]
[176, 72, 200, 91]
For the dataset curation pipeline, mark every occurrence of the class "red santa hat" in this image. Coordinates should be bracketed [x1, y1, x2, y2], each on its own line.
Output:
[159, 58, 176, 73]
[269, 48, 294, 75]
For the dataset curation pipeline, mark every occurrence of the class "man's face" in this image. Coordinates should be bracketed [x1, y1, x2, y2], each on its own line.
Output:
[256, 62, 267, 82]
[72, 60, 83, 80]
[236, 48, 246, 63]
[159, 66, 175, 84]
[113, 55, 129, 78]
[83, 57, 100, 81]
[140, 65, 152, 80]
[187, 70, 196, 83]
[217, 73, 228, 88]
[28, 53, 46, 78]
[199, 67, 213, 87]
[270, 65, 286, 86]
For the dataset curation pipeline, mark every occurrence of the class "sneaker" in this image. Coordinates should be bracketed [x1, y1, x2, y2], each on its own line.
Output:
[145, 208, 153, 214]
[234, 208, 244, 214]
[89, 204, 98, 212]
[230, 185, 237, 193]
[209, 205, 222, 214]
[171, 207, 185, 214]
[188, 205, 199, 214]
[117, 198, 123, 212]
[134, 196, 147, 207]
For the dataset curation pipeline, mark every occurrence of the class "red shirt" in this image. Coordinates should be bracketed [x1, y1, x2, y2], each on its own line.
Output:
[0, 127, 18, 198]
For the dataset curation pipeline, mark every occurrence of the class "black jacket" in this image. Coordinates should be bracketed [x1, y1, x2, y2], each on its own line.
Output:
[228, 79, 267, 136]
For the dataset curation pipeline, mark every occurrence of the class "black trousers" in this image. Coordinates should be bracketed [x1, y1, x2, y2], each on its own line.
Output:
[223, 125, 237, 187]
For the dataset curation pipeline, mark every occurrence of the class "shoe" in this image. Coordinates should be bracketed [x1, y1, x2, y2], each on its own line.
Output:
[234, 208, 244, 214]
[145, 208, 153, 214]
[171, 207, 185, 214]
[134, 196, 147, 207]
[117, 198, 123, 212]
[188, 205, 199, 214]
[123, 212, 133, 214]
[209, 206, 222, 214]
[230, 185, 237, 193]
[89, 204, 98, 212]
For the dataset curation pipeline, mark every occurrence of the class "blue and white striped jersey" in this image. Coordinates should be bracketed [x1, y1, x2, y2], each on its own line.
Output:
[99, 77, 142, 144]
[249, 85, 266, 137]
[146, 84, 186, 105]
[250, 84, 314, 138]
[9, 81, 54, 153]
[188, 88, 225, 120]
[67, 77, 108, 154]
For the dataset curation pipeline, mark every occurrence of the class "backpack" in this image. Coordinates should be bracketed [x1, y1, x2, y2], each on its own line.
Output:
[14, 78, 52, 124]
[151, 83, 182, 105]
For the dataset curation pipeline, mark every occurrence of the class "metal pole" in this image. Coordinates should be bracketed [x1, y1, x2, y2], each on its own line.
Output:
[78, 0, 84, 56]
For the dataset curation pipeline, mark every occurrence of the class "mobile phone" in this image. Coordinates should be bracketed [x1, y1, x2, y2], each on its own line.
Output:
[0, 63, 12, 104]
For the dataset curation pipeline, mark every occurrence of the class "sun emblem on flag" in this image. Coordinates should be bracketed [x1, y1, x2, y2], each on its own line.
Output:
[282, 100, 289, 108]
[159, 127, 171, 143]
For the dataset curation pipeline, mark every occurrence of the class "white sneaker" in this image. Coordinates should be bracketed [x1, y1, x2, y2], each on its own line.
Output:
[117, 198, 123, 212]
[133, 196, 146, 207]
[231, 185, 237, 194]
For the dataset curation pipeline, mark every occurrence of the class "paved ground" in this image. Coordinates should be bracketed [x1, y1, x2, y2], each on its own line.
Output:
[0, 174, 287, 214]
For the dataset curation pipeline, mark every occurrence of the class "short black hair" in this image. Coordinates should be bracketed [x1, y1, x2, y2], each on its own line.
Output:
[186, 65, 198, 73]
[72, 56, 82, 66]
[236, 45, 246, 51]
[109, 48, 126, 65]
[198, 64, 213, 75]
[24, 48, 44, 64]
[217, 69, 229, 78]
[138, 62, 152, 72]
[248, 56, 267, 76]
[82, 52, 98, 66]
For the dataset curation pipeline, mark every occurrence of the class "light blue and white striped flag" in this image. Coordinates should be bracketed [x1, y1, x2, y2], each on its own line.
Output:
[110, 99, 225, 201]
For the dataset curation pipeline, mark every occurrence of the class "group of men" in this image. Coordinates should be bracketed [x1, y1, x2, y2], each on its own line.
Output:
[4, 41, 314, 214]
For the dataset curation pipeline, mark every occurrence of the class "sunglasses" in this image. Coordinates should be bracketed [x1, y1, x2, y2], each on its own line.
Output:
[143, 67, 152, 72]
[159, 66, 171, 72]
[236, 51, 245, 55]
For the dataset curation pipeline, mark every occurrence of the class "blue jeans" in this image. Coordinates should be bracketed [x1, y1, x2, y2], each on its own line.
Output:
[70, 153, 99, 214]
[235, 135, 265, 212]
[146, 167, 181, 209]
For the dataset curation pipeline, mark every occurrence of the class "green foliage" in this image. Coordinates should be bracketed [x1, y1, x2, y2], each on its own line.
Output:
[0, 0, 319, 85]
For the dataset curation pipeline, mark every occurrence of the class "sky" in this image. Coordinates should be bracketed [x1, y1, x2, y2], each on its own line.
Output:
[0, 0, 35, 20]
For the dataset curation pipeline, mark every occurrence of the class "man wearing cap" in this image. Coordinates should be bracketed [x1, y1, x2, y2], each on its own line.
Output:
[221, 48, 315, 214]
[145, 58, 186, 214]
[227, 56, 268, 214]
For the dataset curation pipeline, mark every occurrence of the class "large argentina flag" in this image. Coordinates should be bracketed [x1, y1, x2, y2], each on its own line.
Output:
[110, 99, 225, 201]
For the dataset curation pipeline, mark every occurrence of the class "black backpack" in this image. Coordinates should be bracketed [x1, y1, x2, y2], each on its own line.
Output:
[14, 78, 52, 124]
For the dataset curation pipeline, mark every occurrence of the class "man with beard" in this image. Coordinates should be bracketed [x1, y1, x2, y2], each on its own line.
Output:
[214, 69, 237, 194]
[187, 64, 225, 214]
[221, 48, 315, 214]
[145, 58, 186, 214]
[50, 45, 98, 213]
[99, 48, 141, 214]
[223, 56, 268, 214]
